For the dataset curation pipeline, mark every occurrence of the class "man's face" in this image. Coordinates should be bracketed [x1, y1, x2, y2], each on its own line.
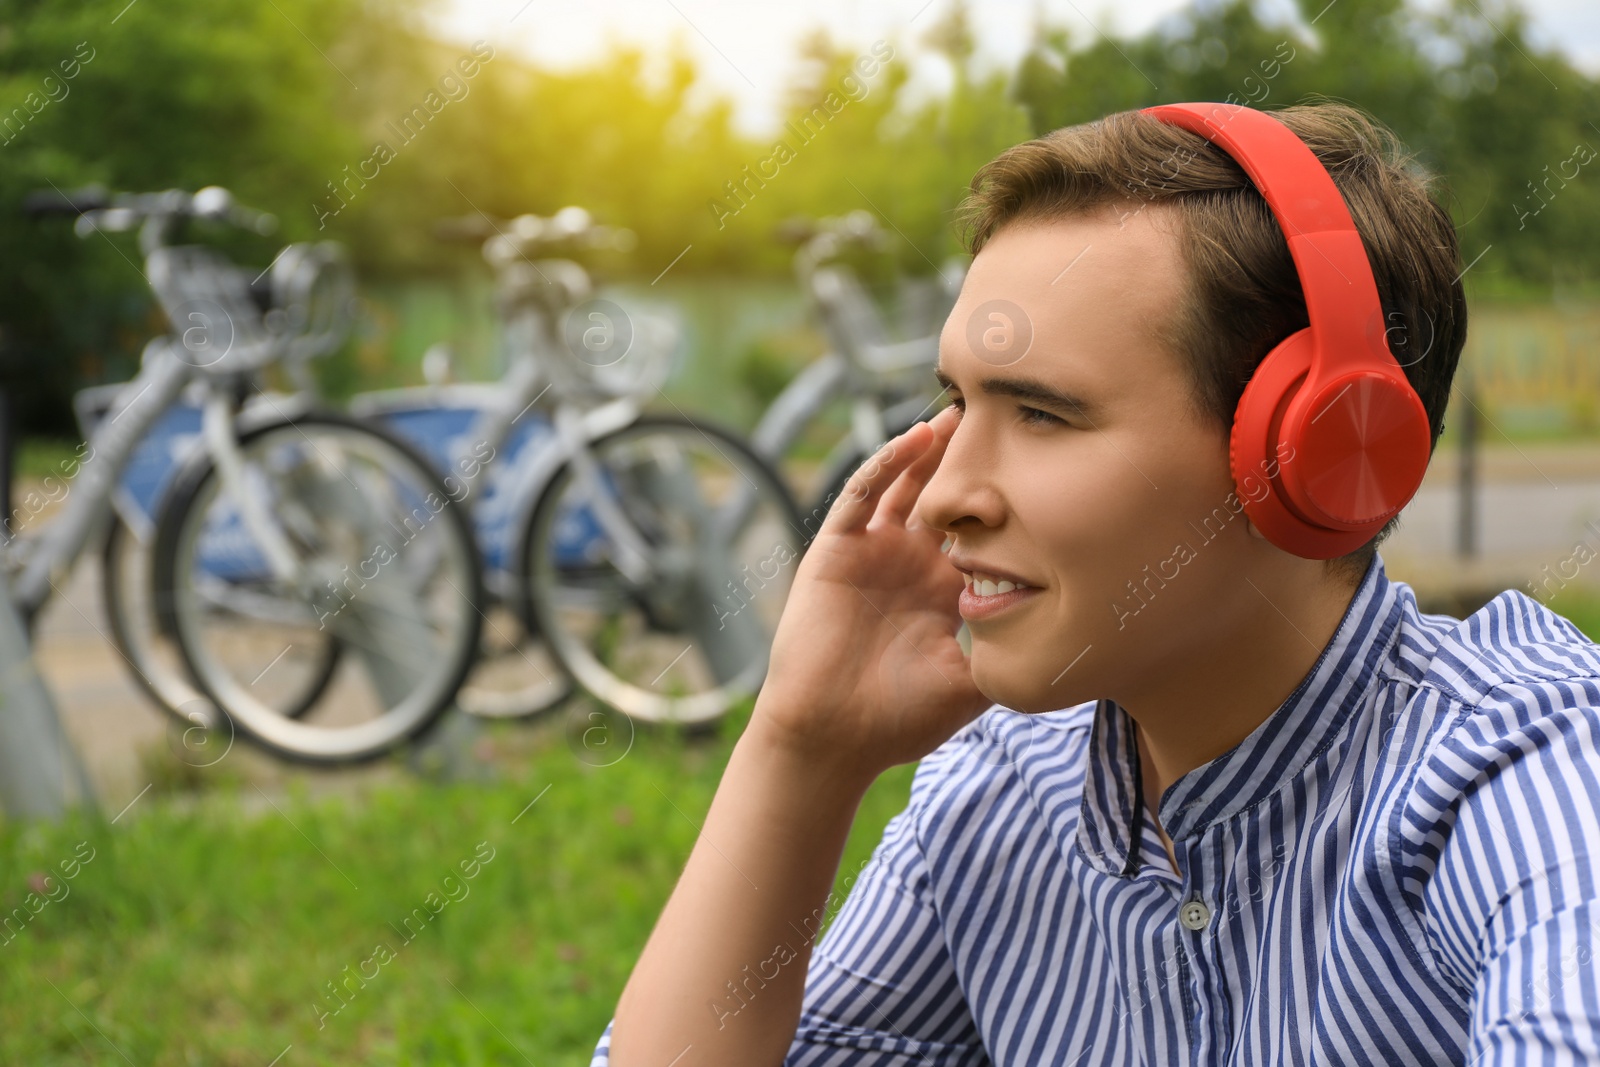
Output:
[916, 206, 1265, 714]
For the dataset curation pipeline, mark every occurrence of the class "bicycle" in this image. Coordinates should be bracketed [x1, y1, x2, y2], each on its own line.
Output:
[351, 206, 806, 727]
[21, 185, 485, 764]
[748, 210, 966, 541]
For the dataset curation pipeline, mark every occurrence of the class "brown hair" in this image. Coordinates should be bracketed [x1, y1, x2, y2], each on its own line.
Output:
[956, 99, 1467, 585]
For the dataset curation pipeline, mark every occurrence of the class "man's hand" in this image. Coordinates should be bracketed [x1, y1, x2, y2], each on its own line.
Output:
[753, 404, 993, 784]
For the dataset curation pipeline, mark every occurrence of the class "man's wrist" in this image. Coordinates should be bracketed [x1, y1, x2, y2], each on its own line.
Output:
[739, 702, 881, 808]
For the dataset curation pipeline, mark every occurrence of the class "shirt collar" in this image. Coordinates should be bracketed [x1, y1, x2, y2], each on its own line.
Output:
[1074, 551, 1403, 878]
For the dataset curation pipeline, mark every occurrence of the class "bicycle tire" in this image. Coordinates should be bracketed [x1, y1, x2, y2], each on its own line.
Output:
[151, 410, 486, 764]
[103, 513, 341, 723]
[514, 413, 805, 726]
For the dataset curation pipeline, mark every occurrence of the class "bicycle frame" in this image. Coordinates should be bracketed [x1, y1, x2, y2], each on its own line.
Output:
[352, 262, 680, 586]
[11, 336, 191, 619]
[352, 228, 793, 714]
[10, 337, 320, 622]
[749, 223, 961, 494]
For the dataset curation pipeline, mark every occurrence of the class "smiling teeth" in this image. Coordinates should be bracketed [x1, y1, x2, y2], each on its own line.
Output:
[966, 572, 1027, 597]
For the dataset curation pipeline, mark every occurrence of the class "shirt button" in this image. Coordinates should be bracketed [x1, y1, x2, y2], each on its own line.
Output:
[1179, 899, 1211, 930]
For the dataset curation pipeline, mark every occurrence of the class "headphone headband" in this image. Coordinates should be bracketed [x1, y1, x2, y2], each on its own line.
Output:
[1140, 102, 1386, 373]
[1136, 101, 1433, 560]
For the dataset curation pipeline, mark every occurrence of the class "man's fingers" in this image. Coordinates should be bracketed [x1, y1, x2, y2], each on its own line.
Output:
[880, 409, 956, 528]
[822, 422, 933, 536]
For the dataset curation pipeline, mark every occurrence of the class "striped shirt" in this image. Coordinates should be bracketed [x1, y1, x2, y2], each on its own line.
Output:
[589, 551, 1600, 1064]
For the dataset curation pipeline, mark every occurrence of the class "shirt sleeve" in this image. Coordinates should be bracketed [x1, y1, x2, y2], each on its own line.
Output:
[588, 724, 994, 1066]
[1414, 690, 1600, 1064]
[782, 731, 991, 1066]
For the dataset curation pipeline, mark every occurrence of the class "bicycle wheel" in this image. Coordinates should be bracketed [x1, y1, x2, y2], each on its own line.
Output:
[152, 411, 485, 763]
[104, 514, 339, 723]
[515, 413, 805, 725]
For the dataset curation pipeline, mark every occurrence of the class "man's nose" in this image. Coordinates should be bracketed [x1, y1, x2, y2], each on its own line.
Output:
[916, 405, 996, 533]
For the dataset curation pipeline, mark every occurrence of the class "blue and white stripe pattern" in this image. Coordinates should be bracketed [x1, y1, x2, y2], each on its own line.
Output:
[590, 551, 1600, 1064]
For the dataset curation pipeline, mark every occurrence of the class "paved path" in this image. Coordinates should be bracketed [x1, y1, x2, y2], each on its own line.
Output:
[33, 549, 207, 807]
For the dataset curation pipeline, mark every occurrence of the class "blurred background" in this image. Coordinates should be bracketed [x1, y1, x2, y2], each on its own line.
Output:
[4, 0, 1600, 1062]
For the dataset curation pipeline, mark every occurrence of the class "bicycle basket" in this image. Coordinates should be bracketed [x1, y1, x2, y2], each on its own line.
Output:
[146, 245, 279, 374]
[270, 241, 356, 362]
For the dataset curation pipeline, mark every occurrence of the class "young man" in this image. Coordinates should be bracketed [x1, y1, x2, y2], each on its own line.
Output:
[593, 101, 1600, 1064]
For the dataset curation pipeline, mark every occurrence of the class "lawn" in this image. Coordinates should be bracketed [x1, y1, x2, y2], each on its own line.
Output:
[11, 582, 1600, 1065]
[0, 696, 918, 1065]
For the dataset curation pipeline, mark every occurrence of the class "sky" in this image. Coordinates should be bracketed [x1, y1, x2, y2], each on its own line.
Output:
[432, 0, 1600, 135]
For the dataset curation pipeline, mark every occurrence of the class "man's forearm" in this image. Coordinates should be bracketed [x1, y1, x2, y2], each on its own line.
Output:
[608, 701, 877, 1065]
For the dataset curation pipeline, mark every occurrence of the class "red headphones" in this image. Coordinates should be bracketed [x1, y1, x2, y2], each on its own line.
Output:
[1139, 102, 1432, 560]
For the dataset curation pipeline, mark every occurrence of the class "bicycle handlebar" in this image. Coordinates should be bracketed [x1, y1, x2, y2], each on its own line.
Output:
[779, 209, 897, 288]
[775, 209, 887, 250]
[22, 185, 111, 218]
[23, 185, 277, 240]
[29, 185, 350, 376]
[434, 207, 636, 265]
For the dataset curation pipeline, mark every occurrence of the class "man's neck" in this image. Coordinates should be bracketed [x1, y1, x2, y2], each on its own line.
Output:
[1130, 572, 1361, 833]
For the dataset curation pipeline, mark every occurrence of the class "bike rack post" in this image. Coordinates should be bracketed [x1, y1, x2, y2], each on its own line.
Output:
[0, 564, 97, 820]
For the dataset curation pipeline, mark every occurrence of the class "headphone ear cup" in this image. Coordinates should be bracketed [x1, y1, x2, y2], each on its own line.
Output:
[1277, 363, 1433, 534]
[1230, 329, 1383, 560]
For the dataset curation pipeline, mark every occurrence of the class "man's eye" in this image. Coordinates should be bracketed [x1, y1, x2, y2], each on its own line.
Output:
[1019, 405, 1065, 427]
[947, 398, 1068, 428]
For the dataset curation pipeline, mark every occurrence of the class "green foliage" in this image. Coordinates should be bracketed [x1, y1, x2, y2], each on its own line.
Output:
[734, 334, 812, 412]
[0, 0, 409, 433]
[4, 0, 1599, 435]
[1012, 0, 1600, 301]
[0, 700, 919, 1063]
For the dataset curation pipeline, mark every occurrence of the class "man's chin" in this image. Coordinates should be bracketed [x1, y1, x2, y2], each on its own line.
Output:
[969, 664, 1047, 716]
[969, 642, 1097, 715]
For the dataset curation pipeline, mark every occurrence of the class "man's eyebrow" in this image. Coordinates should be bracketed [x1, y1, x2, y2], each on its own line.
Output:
[934, 364, 1102, 421]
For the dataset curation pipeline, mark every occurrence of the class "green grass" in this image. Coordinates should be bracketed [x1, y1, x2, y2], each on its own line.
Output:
[0, 696, 918, 1065]
[11, 592, 1600, 1064]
